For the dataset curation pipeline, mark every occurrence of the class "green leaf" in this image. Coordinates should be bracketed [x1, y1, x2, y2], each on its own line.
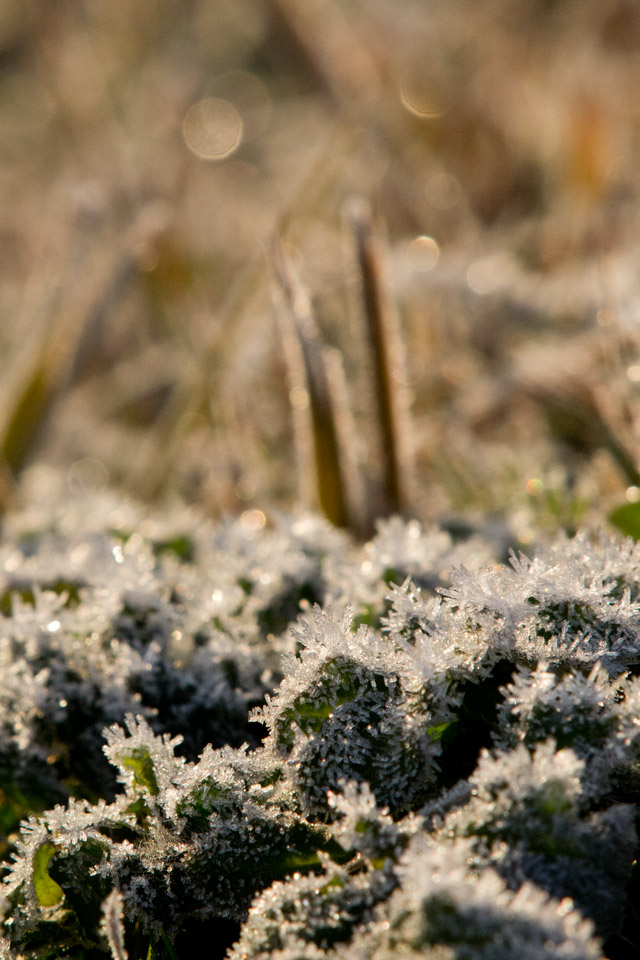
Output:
[119, 748, 159, 796]
[609, 502, 640, 540]
[152, 535, 195, 562]
[33, 842, 64, 908]
[427, 721, 453, 742]
[160, 928, 180, 960]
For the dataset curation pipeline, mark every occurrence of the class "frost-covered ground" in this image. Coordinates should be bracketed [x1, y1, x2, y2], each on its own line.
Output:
[2, 3, 640, 957]
[1, 481, 640, 958]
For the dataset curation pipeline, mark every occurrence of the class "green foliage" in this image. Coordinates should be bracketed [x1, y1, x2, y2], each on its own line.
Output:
[2, 501, 640, 959]
[609, 502, 640, 541]
[32, 844, 64, 909]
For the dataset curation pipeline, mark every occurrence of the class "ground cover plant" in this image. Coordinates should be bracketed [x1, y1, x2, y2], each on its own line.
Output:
[3, 1, 640, 958]
[1, 489, 640, 958]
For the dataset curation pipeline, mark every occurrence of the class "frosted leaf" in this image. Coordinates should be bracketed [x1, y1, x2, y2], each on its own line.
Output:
[190, 510, 333, 644]
[393, 589, 505, 682]
[4, 735, 332, 947]
[324, 517, 495, 629]
[442, 534, 640, 673]
[380, 835, 604, 959]
[366, 518, 454, 591]
[493, 664, 624, 800]
[103, 715, 185, 798]
[494, 660, 640, 804]
[538, 531, 640, 602]
[459, 739, 584, 829]
[2, 795, 120, 944]
[327, 781, 420, 864]
[496, 803, 636, 939]
[229, 863, 393, 960]
[255, 607, 446, 816]
[162, 741, 252, 825]
[440, 741, 636, 938]
[0, 661, 50, 750]
[0, 498, 289, 812]
[2, 816, 54, 903]
[2, 484, 640, 959]
[21, 798, 117, 849]
[439, 740, 586, 875]
[382, 578, 441, 643]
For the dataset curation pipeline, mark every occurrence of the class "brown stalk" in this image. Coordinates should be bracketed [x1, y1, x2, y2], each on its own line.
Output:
[348, 201, 414, 518]
[526, 378, 640, 488]
[271, 240, 365, 532]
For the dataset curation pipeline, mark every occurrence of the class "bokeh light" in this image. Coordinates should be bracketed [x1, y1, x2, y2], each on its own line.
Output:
[407, 236, 440, 272]
[526, 478, 544, 496]
[399, 71, 443, 119]
[183, 97, 243, 160]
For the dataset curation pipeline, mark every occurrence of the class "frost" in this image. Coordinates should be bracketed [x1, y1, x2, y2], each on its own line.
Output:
[442, 533, 640, 673]
[439, 741, 636, 937]
[378, 835, 604, 959]
[0, 496, 639, 958]
[227, 864, 393, 960]
[102, 715, 186, 798]
[493, 664, 626, 801]
[327, 781, 420, 865]
[254, 606, 446, 817]
[101, 889, 128, 960]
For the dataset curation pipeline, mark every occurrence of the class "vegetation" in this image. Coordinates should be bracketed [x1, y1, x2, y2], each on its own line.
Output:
[2, 1, 640, 957]
[1, 500, 640, 959]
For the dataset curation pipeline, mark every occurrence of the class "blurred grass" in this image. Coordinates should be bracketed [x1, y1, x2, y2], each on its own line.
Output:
[1, 0, 640, 538]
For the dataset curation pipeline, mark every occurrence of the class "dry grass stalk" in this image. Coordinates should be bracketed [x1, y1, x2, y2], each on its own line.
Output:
[270, 240, 365, 532]
[0, 212, 149, 503]
[526, 378, 640, 489]
[348, 201, 415, 519]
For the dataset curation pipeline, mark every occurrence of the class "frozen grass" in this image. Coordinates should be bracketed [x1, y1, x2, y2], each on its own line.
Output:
[0, 0, 640, 538]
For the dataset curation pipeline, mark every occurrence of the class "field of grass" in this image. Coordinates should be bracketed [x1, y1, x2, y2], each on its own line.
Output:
[2, 0, 640, 540]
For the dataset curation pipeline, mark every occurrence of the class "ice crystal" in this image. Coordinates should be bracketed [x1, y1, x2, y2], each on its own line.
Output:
[327, 780, 420, 866]
[375, 834, 604, 960]
[442, 534, 640, 673]
[1, 489, 639, 958]
[227, 862, 393, 960]
[254, 606, 446, 817]
[492, 663, 631, 802]
[438, 741, 636, 937]
[324, 517, 496, 630]
[100, 889, 128, 960]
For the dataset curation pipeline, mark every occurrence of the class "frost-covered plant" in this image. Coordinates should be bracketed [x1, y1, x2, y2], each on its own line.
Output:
[253, 606, 451, 818]
[441, 532, 640, 673]
[2, 489, 640, 959]
[432, 740, 635, 936]
[0, 501, 351, 840]
[368, 835, 605, 960]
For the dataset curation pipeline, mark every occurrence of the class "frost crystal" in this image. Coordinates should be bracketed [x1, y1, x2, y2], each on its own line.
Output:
[442, 534, 640, 673]
[378, 835, 603, 960]
[254, 606, 446, 817]
[101, 889, 128, 960]
[0, 492, 638, 958]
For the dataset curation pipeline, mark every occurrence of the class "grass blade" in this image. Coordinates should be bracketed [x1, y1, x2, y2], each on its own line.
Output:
[347, 200, 415, 518]
[271, 240, 365, 532]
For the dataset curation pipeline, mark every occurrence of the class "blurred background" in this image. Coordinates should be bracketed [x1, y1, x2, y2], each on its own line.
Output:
[2, 0, 640, 541]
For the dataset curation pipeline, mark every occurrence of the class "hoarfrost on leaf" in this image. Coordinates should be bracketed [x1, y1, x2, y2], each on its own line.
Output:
[0, 491, 639, 959]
